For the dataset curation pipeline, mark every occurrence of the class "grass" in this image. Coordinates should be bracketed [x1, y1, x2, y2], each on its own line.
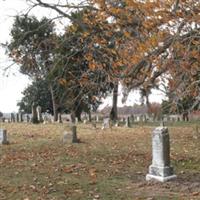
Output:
[0, 122, 200, 199]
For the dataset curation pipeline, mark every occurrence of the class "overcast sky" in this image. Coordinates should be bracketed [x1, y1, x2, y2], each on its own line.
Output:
[0, 0, 165, 113]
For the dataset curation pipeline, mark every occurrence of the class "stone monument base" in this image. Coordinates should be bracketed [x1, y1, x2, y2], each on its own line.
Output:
[146, 174, 177, 182]
[146, 165, 176, 182]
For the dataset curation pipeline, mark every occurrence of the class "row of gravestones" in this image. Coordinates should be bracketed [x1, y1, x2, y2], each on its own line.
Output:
[101, 117, 131, 129]
[1, 125, 176, 182]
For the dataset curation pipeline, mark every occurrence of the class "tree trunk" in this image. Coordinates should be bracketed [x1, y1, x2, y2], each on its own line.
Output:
[50, 84, 58, 122]
[71, 110, 79, 143]
[75, 104, 82, 122]
[110, 82, 118, 122]
[31, 102, 38, 124]
[88, 110, 92, 122]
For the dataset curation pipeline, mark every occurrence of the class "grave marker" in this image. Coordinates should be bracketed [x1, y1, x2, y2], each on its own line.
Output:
[0, 129, 9, 144]
[146, 126, 176, 182]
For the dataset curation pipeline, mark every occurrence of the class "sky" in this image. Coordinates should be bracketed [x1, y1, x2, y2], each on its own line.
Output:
[0, 0, 165, 113]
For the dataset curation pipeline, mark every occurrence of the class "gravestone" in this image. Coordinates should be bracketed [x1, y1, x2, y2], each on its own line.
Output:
[0, 129, 9, 144]
[57, 113, 62, 123]
[62, 131, 72, 143]
[125, 117, 131, 128]
[36, 106, 42, 122]
[146, 126, 176, 182]
[71, 124, 79, 143]
[10, 113, 15, 122]
[19, 112, 23, 122]
[115, 121, 119, 127]
[83, 119, 87, 124]
[26, 114, 30, 123]
[102, 118, 110, 129]
[16, 113, 19, 123]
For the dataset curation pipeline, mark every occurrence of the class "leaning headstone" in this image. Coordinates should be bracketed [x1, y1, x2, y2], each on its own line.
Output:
[0, 129, 9, 144]
[146, 126, 176, 182]
[36, 106, 42, 123]
[102, 118, 110, 129]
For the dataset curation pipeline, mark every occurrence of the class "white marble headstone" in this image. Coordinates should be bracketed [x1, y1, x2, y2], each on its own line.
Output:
[146, 126, 176, 182]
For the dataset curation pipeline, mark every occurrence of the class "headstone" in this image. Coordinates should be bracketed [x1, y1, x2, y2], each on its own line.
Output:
[115, 121, 119, 127]
[10, 113, 15, 122]
[125, 117, 131, 127]
[36, 106, 42, 122]
[75, 117, 79, 124]
[62, 131, 72, 143]
[71, 125, 79, 143]
[26, 114, 30, 123]
[19, 112, 23, 122]
[146, 126, 176, 182]
[57, 113, 62, 123]
[102, 118, 110, 129]
[96, 115, 99, 122]
[16, 113, 19, 123]
[0, 129, 9, 144]
[83, 119, 87, 124]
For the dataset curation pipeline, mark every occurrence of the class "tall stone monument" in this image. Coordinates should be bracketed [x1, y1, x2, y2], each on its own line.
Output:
[146, 126, 176, 182]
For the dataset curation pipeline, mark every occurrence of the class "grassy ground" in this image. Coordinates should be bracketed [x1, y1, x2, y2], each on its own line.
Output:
[0, 122, 200, 200]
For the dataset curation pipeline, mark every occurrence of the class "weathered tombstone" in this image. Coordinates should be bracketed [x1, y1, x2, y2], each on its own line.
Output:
[57, 113, 62, 123]
[125, 116, 131, 128]
[62, 131, 72, 143]
[75, 117, 79, 124]
[36, 106, 42, 122]
[83, 119, 87, 124]
[102, 118, 110, 129]
[26, 114, 30, 123]
[115, 121, 119, 127]
[71, 124, 79, 143]
[96, 115, 99, 122]
[10, 113, 15, 122]
[16, 113, 19, 123]
[19, 112, 23, 122]
[31, 102, 38, 123]
[0, 129, 9, 144]
[146, 126, 176, 182]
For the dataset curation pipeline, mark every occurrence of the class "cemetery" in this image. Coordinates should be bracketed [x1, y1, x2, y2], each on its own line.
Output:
[0, 0, 199, 199]
[0, 118, 200, 199]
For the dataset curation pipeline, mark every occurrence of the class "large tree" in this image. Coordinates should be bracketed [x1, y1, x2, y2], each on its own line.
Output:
[25, 0, 200, 105]
[17, 79, 53, 114]
[6, 15, 61, 120]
